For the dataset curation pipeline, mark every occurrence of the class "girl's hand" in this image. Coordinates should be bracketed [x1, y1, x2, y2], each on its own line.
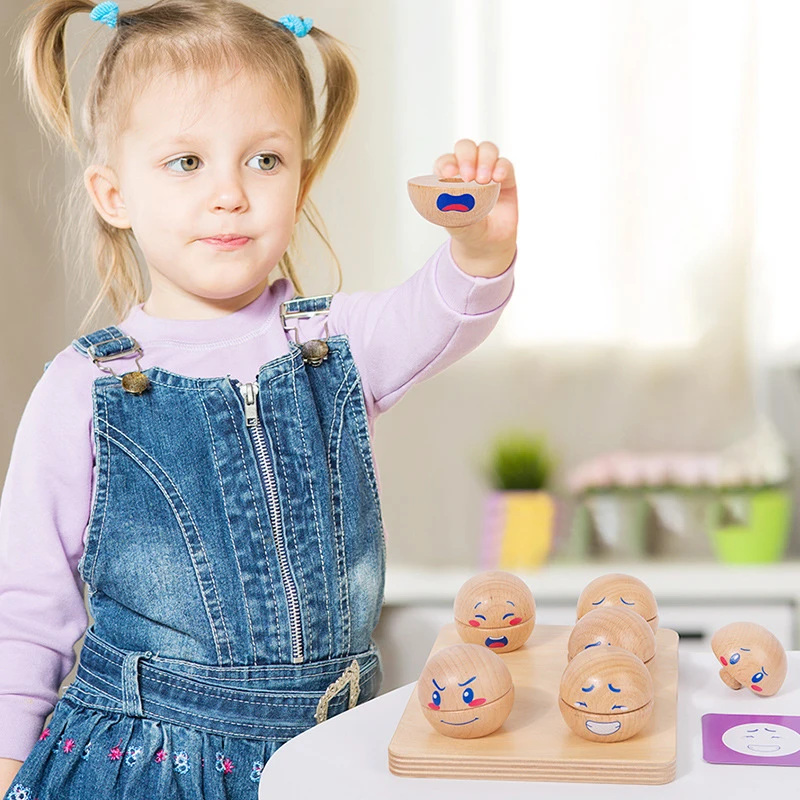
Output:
[433, 139, 518, 278]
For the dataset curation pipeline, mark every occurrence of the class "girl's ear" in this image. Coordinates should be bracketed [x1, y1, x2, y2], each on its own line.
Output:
[295, 158, 313, 223]
[84, 164, 131, 229]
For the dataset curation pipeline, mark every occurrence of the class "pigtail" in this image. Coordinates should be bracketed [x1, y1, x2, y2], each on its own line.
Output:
[15, 0, 97, 152]
[290, 26, 359, 293]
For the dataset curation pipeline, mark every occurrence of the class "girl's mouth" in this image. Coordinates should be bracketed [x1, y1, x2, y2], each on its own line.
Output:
[201, 237, 251, 250]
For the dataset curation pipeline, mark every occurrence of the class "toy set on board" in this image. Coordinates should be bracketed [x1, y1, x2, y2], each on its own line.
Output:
[388, 570, 789, 784]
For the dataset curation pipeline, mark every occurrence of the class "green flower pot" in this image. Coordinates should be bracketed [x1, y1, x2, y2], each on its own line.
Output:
[708, 488, 792, 564]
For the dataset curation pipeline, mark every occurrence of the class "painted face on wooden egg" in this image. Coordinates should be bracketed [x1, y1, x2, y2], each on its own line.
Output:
[407, 175, 501, 228]
[711, 622, 788, 697]
[418, 643, 515, 738]
[576, 573, 659, 632]
[568, 606, 656, 667]
[454, 571, 536, 653]
[559, 646, 654, 743]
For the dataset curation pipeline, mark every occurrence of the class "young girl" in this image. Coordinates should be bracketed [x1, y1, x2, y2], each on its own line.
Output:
[0, 1, 517, 797]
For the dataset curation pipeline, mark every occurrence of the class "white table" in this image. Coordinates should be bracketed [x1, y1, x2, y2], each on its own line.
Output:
[260, 651, 800, 799]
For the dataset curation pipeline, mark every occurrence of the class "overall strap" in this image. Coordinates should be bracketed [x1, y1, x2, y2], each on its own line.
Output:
[72, 326, 142, 365]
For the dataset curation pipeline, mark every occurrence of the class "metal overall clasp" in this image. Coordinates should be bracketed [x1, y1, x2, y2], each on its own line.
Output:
[280, 296, 333, 367]
[87, 340, 150, 395]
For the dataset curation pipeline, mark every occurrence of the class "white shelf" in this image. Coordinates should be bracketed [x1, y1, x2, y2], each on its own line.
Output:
[384, 560, 800, 606]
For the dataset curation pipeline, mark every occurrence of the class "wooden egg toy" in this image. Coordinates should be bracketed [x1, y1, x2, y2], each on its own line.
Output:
[576, 573, 659, 632]
[417, 643, 515, 739]
[454, 570, 536, 653]
[567, 606, 656, 667]
[559, 646, 654, 743]
[711, 621, 788, 697]
[407, 174, 500, 228]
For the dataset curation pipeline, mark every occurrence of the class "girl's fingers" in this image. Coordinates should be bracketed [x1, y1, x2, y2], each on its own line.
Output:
[492, 157, 516, 188]
[434, 153, 460, 178]
[433, 141, 511, 186]
[475, 141, 500, 184]
[453, 138, 478, 180]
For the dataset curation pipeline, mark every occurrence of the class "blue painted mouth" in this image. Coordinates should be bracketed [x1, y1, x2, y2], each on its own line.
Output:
[436, 192, 476, 213]
[440, 717, 479, 726]
[485, 636, 509, 649]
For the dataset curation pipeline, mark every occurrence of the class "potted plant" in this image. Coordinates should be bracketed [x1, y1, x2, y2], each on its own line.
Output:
[480, 430, 557, 570]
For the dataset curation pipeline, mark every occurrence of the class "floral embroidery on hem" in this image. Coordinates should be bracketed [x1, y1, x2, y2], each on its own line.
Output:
[108, 744, 124, 761]
[63, 739, 76, 754]
[154, 748, 168, 763]
[173, 751, 190, 774]
[37, 728, 50, 742]
[250, 760, 264, 783]
[215, 752, 234, 774]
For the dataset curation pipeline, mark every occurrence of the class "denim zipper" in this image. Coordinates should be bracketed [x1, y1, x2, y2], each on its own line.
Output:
[236, 379, 304, 664]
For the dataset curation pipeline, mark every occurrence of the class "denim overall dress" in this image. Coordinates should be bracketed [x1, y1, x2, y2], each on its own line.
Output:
[6, 296, 385, 800]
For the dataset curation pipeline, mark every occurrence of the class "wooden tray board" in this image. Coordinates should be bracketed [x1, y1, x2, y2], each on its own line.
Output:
[388, 624, 678, 784]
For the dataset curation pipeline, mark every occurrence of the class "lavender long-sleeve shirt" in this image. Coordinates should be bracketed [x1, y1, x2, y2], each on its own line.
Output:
[0, 241, 514, 760]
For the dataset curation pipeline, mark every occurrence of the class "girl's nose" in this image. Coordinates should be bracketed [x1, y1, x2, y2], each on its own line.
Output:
[211, 173, 249, 213]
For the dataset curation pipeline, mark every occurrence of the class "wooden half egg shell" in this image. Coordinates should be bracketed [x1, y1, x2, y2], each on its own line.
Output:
[454, 570, 536, 653]
[711, 621, 788, 697]
[576, 573, 659, 632]
[559, 646, 654, 743]
[407, 175, 500, 228]
[568, 606, 656, 667]
[417, 643, 515, 739]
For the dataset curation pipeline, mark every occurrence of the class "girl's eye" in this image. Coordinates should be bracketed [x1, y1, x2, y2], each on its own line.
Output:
[247, 153, 280, 171]
[730, 653, 740, 665]
[462, 687, 474, 704]
[166, 155, 201, 173]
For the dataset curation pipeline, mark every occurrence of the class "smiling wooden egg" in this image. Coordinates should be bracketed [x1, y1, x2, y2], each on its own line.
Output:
[576, 573, 659, 633]
[407, 175, 500, 228]
[711, 621, 788, 697]
[559, 646, 654, 743]
[418, 643, 515, 739]
[567, 606, 656, 667]
[454, 571, 536, 653]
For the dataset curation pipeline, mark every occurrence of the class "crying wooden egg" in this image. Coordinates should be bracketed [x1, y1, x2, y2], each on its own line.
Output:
[418, 643, 515, 739]
[454, 571, 536, 653]
[711, 621, 788, 697]
[407, 175, 500, 228]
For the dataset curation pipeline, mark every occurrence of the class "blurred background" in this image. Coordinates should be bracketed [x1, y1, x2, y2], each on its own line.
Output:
[3, 0, 800, 690]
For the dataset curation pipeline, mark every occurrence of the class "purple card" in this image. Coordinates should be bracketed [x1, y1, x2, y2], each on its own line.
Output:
[703, 714, 800, 766]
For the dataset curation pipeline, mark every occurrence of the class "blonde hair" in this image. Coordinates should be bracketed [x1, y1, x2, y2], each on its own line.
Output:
[15, 0, 358, 334]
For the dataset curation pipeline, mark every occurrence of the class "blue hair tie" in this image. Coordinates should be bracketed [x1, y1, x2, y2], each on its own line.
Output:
[279, 14, 313, 37]
[90, 1, 119, 29]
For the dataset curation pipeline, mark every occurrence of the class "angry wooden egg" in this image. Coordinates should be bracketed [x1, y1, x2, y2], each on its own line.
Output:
[454, 570, 536, 653]
[568, 606, 656, 667]
[711, 621, 788, 697]
[417, 643, 515, 739]
[559, 646, 654, 743]
[407, 175, 500, 228]
[576, 573, 659, 633]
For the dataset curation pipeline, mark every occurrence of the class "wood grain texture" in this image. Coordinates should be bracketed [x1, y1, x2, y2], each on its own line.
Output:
[568, 606, 656, 665]
[389, 624, 678, 784]
[407, 175, 500, 228]
[711, 621, 788, 696]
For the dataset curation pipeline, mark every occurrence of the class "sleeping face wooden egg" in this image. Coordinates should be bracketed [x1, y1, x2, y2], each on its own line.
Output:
[454, 571, 536, 653]
[711, 622, 788, 697]
[418, 643, 515, 739]
[559, 646, 654, 743]
[567, 606, 656, 667]
[407, 175, 500, 228]
[576, 573, 659, 633]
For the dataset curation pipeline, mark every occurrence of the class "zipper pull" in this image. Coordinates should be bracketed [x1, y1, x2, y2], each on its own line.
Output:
[239, 382, 259, 427]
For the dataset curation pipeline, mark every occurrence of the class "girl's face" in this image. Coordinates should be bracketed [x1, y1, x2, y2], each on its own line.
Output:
[86, 67, 306, 319]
